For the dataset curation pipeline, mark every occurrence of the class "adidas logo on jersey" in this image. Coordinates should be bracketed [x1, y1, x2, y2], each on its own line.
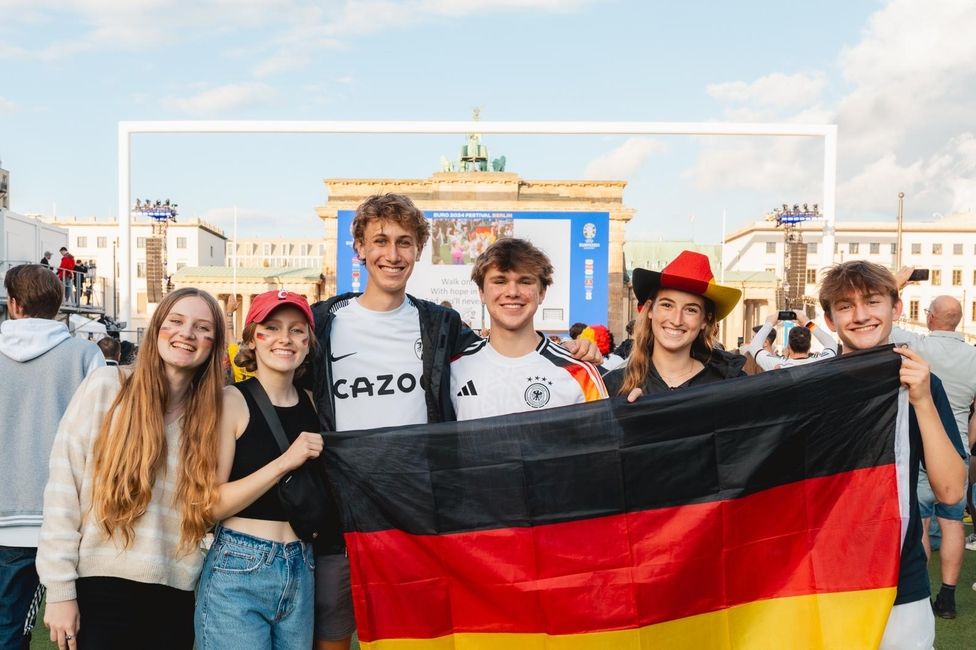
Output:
[456, 380, 478, 397]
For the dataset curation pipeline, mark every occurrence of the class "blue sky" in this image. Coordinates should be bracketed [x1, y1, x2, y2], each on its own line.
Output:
[2, 0, 975, 242]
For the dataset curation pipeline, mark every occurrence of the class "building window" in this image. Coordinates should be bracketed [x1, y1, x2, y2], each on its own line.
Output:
[137, 292, 147, 314]
[76, 236, 87, 248]
[931, 269, 942, 286]
[806, 269, 817, 284]
[176, 237, 187, 249]
[890, 243, 897, 255]
[765, 266, 776, 274]
[972, 301, 976, 323]
[849, 242, 859, 254]
[765, 242, 776, 254]
[136, 237, 146, 249]
[136, 262, 146, 278]
[176, 262, 186, 270]
[911, 243, 921, 255]
[909, 300, 919, 321]
[96, 236, 107, 248]
[263, 243, 272, 256]
[210, 246, 214, 256]
[953, 243, 963, 255]
[952, 269, 962, 286]
[932, 243, 942, 255]
[806, 242, 817, 254]
[869, 242, 880, 254]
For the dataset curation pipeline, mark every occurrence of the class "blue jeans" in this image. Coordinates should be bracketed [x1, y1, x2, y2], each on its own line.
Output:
[195, 526, 314, 650]
[0, 546, 38, 650]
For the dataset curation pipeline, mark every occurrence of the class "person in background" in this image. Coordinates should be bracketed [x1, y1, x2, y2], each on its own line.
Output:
[746, 311, 837, 371]
[38, 287, 227, 649]
[613, 319, 636, 359]
[96, 338, 121, 366]
[56, 248, 75, 305]
[39, 252, 53, 268]
[0, 265, 103, 650]
[578, 324, 625, 372]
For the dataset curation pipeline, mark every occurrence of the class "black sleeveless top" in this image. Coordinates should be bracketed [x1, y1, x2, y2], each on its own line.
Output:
[229, 378, 320, 521]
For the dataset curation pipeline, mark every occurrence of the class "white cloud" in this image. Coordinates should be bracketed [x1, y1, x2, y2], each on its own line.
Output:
[706, 72, 827, 110]
[0, 0, 592, 74]
[584, 138, 666, 180]
[691, 0, 976, 217]
[161, 83, 274, 115]
[0, 96, 15, 112]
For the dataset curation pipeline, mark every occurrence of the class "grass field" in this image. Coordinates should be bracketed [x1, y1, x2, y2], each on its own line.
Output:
[29, 529, 976, 649]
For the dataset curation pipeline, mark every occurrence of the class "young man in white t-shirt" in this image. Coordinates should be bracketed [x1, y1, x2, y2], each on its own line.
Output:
[309, 195, 600, 650]
[451, 238, 607, 421]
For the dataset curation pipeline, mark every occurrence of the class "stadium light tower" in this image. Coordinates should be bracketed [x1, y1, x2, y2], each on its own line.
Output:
[132, 198, 178, 304]
[766, 203, 822, 310]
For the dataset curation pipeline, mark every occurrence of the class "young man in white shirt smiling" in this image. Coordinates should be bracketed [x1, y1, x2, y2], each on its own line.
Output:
[308, 195, 600, 650]
[451, 238, 607, 420]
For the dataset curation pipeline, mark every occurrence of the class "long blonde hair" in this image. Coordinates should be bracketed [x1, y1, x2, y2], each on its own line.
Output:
[90, 288, 226, 550]
[616, 291, 717, 396]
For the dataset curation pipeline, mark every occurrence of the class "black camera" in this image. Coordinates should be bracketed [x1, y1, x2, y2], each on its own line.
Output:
[778, 310, 797, 321]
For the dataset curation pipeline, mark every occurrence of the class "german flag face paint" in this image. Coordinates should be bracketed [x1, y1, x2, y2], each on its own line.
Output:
[326, 348, 907, 649]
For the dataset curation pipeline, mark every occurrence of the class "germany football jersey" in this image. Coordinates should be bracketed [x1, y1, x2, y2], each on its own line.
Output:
[450, 334, 608, 421]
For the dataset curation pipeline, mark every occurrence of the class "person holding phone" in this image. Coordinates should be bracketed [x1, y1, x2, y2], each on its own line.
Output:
[746, 309, 838, 371]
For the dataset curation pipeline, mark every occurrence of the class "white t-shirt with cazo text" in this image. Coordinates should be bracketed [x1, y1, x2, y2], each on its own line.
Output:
[329, 297, 427, 431]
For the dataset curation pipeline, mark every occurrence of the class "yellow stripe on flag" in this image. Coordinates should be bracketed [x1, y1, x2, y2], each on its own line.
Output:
[359, 587, 896, 650]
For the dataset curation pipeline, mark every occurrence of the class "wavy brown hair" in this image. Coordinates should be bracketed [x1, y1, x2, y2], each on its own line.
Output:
[615, 290, 717, 396]
[233, 321, 317, 377]
[90, 288, 226, 551]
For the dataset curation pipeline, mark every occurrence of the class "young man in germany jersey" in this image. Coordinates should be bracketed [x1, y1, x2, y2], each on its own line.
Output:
[307, 194, 600, 650]
[451, 238, 608, 421]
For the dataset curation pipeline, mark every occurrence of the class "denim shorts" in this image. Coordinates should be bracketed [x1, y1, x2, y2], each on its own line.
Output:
[195, 526, 315, 650]
[917, 461, 968, 521]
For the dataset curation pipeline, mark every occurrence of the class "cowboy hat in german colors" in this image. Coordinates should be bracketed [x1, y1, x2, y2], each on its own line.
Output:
[632, 250, 741, 321]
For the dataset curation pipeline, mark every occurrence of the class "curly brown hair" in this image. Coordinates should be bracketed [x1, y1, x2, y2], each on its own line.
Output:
[352, 193, 430, 253]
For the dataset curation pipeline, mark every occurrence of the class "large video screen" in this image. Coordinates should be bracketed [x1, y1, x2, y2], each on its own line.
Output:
[336, 210, 609, 331]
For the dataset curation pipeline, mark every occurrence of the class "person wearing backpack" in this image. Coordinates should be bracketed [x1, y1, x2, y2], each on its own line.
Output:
[194, 290, 324, 649]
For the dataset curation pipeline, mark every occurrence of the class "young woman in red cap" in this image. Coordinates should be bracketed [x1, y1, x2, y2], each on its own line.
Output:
[604, 251, 746, 398]
[194, 290, 323, 649]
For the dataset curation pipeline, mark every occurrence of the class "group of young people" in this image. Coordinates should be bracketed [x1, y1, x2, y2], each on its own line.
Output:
[14, 192, 968, 649]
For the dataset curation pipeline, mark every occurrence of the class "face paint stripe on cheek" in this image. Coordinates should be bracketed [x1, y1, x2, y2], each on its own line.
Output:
[255, 332, 268, 340]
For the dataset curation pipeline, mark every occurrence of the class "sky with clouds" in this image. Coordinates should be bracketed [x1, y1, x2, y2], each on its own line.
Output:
[1, 0, 974, 242]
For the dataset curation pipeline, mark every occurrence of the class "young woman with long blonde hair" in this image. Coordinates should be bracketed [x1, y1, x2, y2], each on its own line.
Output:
[194, 290, 323, 649]
[37, 287, 226, 650]
[604, 251, 746, 399]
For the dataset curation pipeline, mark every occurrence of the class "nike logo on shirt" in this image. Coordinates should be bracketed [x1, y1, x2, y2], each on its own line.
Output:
[329, 351, 357, 363]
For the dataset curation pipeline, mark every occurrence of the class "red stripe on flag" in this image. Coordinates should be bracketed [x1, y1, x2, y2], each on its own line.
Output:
[347, 465, 901, 642]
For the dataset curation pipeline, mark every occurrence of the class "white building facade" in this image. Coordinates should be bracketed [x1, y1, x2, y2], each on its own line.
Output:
[725, 213, 976, 339]
[228, 238, 325, 269]
[47, 216, 227, 331]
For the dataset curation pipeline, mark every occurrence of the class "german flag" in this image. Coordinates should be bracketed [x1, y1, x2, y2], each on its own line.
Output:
[326, 347, 908, 649]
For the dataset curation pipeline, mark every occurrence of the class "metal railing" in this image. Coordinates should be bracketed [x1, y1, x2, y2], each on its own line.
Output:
[0, 260, 106, 314]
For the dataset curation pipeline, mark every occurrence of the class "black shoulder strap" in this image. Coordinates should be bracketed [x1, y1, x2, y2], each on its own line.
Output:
[242, 380, 290, 454]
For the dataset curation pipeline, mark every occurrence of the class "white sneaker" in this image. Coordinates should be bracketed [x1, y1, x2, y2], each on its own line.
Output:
[966, 533, 976, 551]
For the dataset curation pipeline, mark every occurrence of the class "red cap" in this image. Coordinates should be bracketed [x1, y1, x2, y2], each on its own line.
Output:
[245, 290, 314, 328]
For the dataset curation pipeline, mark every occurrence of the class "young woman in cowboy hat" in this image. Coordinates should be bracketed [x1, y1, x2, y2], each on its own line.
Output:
[604, 251, 746, 399]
